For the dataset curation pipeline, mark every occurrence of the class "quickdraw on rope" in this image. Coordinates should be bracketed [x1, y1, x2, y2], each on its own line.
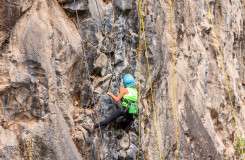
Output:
[205, 0, 245, 159]
[169, 0, 179, 159]
[137, 0, 162, 159]
[73, 0, 105, 159]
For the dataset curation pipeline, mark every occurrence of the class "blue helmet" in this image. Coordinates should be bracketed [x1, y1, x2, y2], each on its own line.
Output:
[123, 74, 135, 88]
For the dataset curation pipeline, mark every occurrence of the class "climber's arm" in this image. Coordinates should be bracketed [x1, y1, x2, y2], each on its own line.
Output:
[107, 88, 129, 102]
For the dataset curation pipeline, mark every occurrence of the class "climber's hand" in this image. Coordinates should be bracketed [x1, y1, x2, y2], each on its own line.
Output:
[107, 92, 112, 96]
[107, 88, 128, 102]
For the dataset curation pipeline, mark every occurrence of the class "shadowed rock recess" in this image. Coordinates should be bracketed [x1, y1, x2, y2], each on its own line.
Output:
[0, 0, 245, 159]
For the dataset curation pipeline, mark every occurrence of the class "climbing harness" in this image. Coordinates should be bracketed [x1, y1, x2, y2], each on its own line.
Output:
[73, 1, 105, 159]
[205, 0, 245, 159]
[123, 99, 138, 114]
[122, 88, 138, 114]
[169, 0, 179, 159]
[137, 0, 162, 159]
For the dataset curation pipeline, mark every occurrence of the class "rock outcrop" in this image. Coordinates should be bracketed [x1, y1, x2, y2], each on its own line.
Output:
[0, 0, 245, 159]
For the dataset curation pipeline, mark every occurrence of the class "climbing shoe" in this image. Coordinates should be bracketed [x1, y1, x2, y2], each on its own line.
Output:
[75, 120, 83, 123]
[82, 124, 94, 133]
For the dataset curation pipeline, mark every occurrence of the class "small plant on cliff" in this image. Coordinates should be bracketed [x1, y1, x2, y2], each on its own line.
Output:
[236, 138, 245, 155]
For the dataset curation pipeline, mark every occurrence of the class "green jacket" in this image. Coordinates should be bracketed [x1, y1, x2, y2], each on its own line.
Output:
[122, 88, 138, 114]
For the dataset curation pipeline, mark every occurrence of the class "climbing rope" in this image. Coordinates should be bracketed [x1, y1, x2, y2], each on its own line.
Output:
[137, 0, 162, 159]
[169, 0, 179, 159]
[73, 1, 105, 159]
[205, 0, 245, 159]
[137, 2, 142, 159]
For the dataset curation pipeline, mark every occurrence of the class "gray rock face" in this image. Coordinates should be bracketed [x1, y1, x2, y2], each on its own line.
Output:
[63, 0, 89, 12]
[120, 133, 130, 149]
[0, 127, 19, 160]
[0, 0, 245, 159]
[103, 3, 114, 35]
[80, 81, 93, 108]
[0, 0, 33, 46]
[0, 0, 82, 159]
[114, 0, 134, 11]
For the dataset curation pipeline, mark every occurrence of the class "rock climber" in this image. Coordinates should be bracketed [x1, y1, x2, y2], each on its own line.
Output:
[83, 74, 138, 133]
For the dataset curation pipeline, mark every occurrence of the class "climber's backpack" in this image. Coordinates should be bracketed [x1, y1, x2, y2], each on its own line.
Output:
[122, 88, 138, 114]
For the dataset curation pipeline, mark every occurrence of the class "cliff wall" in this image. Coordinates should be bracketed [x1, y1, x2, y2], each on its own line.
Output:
[0, 0, 245, 159]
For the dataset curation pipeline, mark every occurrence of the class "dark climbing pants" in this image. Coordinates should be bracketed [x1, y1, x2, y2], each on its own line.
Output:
[94, 108, 135, 132]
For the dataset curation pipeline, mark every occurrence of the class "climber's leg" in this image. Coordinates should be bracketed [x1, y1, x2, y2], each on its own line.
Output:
[94, 109, 124, 129]
[122, 114, 135, 132]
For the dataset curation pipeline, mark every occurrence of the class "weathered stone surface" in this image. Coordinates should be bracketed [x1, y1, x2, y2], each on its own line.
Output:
[103, 3, 114, 35]
[126, 144, 138, 160]
[0, 0, 82, 159]
[114, 0, 133, 11]
[0, 0, 245, 159]
[0, 127, 18, 160]
[18, 113, 81, 160]
[63, 0, 89, 12]
[93, 53, 109, 76]
[120, 133, 129, 149]
[80, 81, 93, 108]
[118, 150, 127, 159]
[0, 0, 33, 46]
